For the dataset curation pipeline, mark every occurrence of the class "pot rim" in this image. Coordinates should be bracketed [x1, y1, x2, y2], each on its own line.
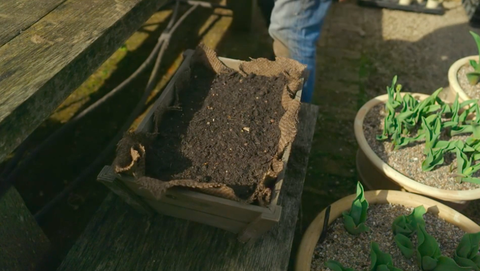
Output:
[448, 55, 478, 102]
[354, 93, 480, 201]
[295, 190, 480, 271]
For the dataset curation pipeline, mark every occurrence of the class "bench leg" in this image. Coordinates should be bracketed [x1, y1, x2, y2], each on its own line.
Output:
[237, 205, 282, 243]
[227, 0, 256, 32]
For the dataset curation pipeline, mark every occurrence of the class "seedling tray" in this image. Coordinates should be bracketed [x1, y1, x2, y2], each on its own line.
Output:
[98, 48, 303, 242]
[357, 0, 444, 15]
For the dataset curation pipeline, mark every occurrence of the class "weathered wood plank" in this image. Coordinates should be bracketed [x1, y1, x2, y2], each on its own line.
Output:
[0, 188, 50, 271]
[0, 0, 64, 47]
[57, 103, 318, 271]
[0, 0, 168, 162]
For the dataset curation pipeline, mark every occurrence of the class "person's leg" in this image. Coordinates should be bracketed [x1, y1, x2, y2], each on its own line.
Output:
[269, 0, 332, 103]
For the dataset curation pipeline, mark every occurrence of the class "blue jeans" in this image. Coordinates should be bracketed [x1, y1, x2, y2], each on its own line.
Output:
[269, 0, 332, 103]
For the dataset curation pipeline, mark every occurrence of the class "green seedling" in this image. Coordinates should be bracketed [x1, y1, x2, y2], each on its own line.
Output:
[342, 182, 369, 235]
[454, 232, 480, 270]
[422, 140, 467, 172]
[377, 77, 403, 141]
[414, 88, 443, 121]
[392, 205, 426, 236]
[397, 93, 419, 131]
[422, 149, 445, 172]
[422, 116, 442, 155]
[387, 75, 403, 109]
[416, 226, 470, 271]
[467, 31, 480, 86]
[324, 185, 480, 271]
[395, 234, 415, 259]
[392, 206, 426, 258]
[450, 101, 480, 136]
[376, 77, 480, 184]
[325, 260, 357, 271]
[421, 117, 445, 171]
[370, 242, 402, 271]
[454, 148, 480, 184]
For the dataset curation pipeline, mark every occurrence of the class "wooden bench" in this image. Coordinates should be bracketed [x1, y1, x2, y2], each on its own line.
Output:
[0, 0, 278, 269]
[57, 103, 318, 271]
[0, 0, 170, 269]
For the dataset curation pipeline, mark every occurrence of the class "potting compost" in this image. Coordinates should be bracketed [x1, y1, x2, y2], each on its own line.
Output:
[112, 45, 306, 206]
[146, 66, 287, 200]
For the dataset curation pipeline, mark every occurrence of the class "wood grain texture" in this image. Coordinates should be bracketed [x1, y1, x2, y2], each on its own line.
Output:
[58, 103, 318, 271]
[0, 0, 168, 162]
[0, 188, 50, 271]
[0, 0, 64, 47]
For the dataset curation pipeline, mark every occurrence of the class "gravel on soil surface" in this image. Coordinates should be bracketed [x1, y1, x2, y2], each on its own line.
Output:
[362, 104, 480, 191]
[458, 64, 480, 100]
[311, 204, 466, 271]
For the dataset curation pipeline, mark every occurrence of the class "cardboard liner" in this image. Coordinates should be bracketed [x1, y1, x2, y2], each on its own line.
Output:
[112, 44, 306, 206]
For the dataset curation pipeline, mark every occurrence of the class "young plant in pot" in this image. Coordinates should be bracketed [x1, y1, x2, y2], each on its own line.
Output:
[448, 31, 480, 102]
[295, 182, 480, 271]
[354, 76, 480, 208]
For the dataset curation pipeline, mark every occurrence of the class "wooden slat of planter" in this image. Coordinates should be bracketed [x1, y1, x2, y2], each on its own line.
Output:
[58, 103, 318, 271]
[0, 0, 64, 47]
[119, 175, 276, 223]
[0, 188, 50, 270]
[270, 143, 292, 207]
[0, 0, 168, 163]
[144, 198, 249, 231]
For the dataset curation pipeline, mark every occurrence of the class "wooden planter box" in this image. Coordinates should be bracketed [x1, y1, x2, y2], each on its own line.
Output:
[97, 49, 302, 242]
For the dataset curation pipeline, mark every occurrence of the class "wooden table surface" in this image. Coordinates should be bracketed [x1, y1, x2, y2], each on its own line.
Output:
[0, 0, 167, 162]
[0, 1, 167, 270]
[58, 103, 319, 271]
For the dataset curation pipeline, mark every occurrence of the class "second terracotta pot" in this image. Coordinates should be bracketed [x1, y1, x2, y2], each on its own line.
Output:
[354, 93, 480, 206]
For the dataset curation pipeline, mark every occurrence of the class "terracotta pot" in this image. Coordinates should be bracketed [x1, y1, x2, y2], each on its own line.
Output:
[354, 93, 480, 204]
[357, 149, 403, 191]
[448, 55, 477, 102]
[295, 190, 480, 271]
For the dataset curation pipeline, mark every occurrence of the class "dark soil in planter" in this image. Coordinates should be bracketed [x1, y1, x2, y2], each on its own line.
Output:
[311, 204, 465, 271]
[363, 104, 480, 190]
[145, 63, 288, 199]
[458, 64, 480, 100]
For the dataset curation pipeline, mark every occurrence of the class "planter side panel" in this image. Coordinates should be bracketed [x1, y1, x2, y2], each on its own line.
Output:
[144, 199, 247, 233]
[119, 176, 275, 223]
